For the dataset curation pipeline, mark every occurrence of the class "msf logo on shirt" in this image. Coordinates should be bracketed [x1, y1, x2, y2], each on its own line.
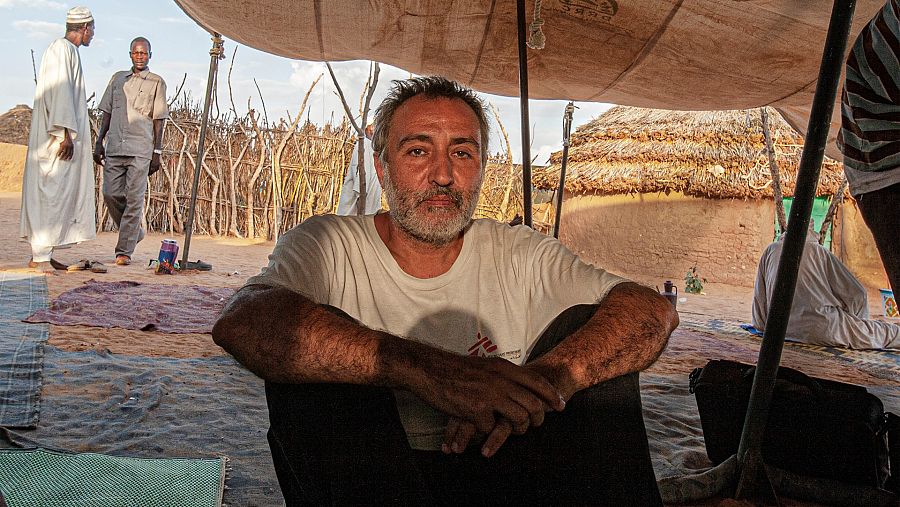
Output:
[468, 332, 498, 357]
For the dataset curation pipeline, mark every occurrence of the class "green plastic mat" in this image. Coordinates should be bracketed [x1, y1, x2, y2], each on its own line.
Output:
[0, 448, 225, 507]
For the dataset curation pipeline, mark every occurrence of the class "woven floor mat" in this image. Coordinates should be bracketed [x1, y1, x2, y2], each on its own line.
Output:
[0, 272, 49, 428]
[25, 280, 234, 334]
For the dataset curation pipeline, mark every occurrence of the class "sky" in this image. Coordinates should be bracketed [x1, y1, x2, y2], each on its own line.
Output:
[0, 0, 613, 165]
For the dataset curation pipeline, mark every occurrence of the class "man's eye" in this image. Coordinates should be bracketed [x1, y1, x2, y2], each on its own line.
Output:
[453, 150, 473, 158]
[408, 148, 425, 156]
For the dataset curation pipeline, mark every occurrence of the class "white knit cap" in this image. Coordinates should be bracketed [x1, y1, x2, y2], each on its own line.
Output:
[66, 6, 93, 24]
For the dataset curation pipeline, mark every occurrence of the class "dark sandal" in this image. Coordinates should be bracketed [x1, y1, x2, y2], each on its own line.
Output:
[67, 260, 91, 272]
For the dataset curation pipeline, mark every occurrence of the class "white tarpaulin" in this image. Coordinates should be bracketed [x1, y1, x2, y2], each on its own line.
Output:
[173, 0, 886, 158]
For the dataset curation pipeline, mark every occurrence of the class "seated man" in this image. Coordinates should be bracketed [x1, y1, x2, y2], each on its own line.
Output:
[752, 225, 900, 350]
[213, 76, 678, 505]
[336, 120, 382, 215]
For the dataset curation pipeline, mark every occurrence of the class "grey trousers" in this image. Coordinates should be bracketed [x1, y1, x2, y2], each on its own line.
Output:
[102, 155, 148, 257]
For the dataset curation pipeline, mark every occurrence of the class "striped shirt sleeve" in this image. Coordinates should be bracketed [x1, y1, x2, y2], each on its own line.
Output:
[837, 0, 900, 173]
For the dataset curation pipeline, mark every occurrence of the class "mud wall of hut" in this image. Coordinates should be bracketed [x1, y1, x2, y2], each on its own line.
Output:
[556, 192, 774, 287]
[555, 191, 890, 290]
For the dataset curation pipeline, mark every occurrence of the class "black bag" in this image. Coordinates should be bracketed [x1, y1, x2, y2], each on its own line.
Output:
[689, 359, 900, 492]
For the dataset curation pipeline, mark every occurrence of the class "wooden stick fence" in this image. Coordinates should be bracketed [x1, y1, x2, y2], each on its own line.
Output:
[91, 97, 354, 240]
[89, 97, 522, 239]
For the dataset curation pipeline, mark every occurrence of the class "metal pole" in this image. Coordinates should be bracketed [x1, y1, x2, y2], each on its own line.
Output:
[553, 102, 575, 239]
[734, 0, 856, 500]
[180, 32, 224, 269]
[516, 0, 533, 227]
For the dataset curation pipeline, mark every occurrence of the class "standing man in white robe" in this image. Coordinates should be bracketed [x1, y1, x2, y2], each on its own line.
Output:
[19, 6, 97, 273]
[752, 225, 900, 350]
[336, 121, 383, 215]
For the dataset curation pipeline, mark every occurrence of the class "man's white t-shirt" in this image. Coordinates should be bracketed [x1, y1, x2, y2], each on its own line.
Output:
[247, 214, 628, 449]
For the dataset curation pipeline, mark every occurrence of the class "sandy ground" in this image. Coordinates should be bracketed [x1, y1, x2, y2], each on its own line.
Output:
[0, 190, 752, 362]
[0, 192, 273, 359]
[4, 190, 899, 506]
[1, 190, 892, 360]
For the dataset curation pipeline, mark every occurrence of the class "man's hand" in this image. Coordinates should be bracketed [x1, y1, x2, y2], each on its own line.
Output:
[399, 352, 564, 458]
[443, 417, 517, 458]
[440, 362, 566, 457]
[58, 131, 74, 161]
[149, 152, 161, 175]
[93, 142, 105, 165]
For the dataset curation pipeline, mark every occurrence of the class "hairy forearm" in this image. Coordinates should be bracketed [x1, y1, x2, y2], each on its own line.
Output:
[213, 285, 385, 384]
[528, 282, 678, 400]
[212, 284, 448, 389]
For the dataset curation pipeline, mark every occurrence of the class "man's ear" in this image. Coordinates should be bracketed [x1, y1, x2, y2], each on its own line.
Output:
[373, 153, 385, 186]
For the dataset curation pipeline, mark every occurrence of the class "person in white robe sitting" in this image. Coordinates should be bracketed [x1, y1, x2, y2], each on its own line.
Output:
[752, 224, 900, 350]
[336, 121, 383, 215]
[19, 6, 97, 273]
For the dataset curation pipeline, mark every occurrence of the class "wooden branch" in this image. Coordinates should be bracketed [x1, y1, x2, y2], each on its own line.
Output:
[227, 45, 239, 115]
[254, 77, 270, 129]
[167, 73, 188, 108]
[354, 62, 381, 216]
[761, 107, 787, 234]
[491, 102, 516, 220]
[326, 62, 361, 135]
[819, 176, 848, 245]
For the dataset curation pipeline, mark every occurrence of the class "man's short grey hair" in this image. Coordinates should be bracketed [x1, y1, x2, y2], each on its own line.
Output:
[372, 76, 490, 167]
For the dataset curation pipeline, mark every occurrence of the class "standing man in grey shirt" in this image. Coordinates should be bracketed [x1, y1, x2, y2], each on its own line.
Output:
[94, 36, 169, 266]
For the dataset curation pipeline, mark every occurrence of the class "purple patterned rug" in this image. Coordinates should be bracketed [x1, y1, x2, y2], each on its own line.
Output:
[25, 280, 234, 334]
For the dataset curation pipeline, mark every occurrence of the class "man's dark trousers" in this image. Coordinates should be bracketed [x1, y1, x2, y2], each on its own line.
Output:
[265, 304, 663, 506]
[856, 182, 900, 296]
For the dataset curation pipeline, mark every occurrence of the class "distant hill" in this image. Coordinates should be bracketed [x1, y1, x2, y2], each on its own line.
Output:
[0, 105, 32, 145]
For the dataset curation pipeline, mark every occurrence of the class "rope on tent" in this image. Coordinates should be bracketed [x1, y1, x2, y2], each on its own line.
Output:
[527, 0, 545, 49]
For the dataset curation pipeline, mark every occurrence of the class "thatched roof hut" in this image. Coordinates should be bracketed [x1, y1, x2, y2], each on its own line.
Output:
[533, 106, 844, 200]
[0, 105, 32, 146]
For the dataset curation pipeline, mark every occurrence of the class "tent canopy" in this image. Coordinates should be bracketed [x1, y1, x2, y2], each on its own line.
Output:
[173, 0, 881, 108]
[174, 0, 883, 160]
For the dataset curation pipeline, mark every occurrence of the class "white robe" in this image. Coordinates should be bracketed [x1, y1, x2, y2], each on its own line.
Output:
[752, 233, 900, 350]
[336, 137, 382, 215]
[19, 38, 96, 249]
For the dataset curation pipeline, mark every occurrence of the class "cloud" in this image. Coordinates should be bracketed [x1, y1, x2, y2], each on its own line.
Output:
[532, 144, 557, 166]
[288, 61, 328, 91]
[285, 61, 410, 123]
[0, 0, 65, 9]
[13, 19, 62, 39]
[159, 16, 190, 24]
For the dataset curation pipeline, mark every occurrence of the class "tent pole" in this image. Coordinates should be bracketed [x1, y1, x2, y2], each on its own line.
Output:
[734, 0, 856, 501]
[180, 32, 224, 270]
[516, 0, 533, 227]
[552, 102, 575, 238]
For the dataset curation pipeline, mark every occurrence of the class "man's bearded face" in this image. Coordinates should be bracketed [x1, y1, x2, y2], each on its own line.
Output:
[382, 165, 482, 246]
[376, 96, 485, 246]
